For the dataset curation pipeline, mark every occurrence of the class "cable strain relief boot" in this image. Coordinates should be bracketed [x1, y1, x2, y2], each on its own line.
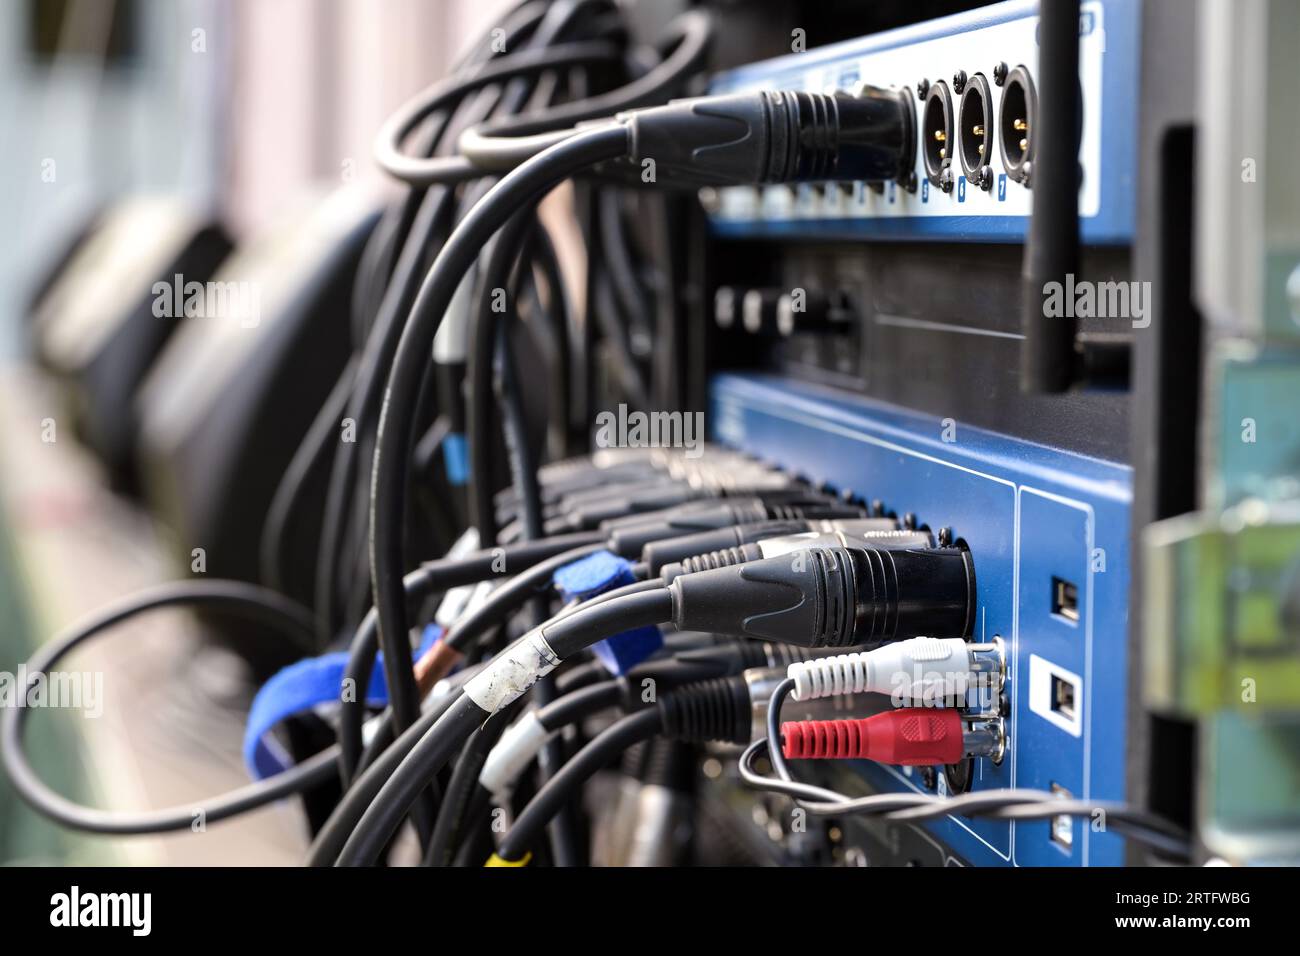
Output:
[659, 676, 750, 744]
[766, 504, 802, 520]
[669, 546, 858, 647]
[661, 543, 764, 582]
[638, 518, 809, 573]
[770, 504, 867, 521]
[781, 708, 964, 765]
[669, 545, 975, 646]
[620, 89, 913, 187]
[787, 637, 973, 701]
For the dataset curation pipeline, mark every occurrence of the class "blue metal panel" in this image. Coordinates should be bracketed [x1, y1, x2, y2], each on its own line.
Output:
[711, 373, 1131, 866]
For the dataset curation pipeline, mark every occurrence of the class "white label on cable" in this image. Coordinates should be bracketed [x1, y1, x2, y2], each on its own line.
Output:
[463, 631, 560, 714]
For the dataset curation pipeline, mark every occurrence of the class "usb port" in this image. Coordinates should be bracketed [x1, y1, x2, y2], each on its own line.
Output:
[1050, 783, 1074, 850]
[1030, 654, 1082, 736]
[1051, 673, 1077, 722]
[1051, 576, 1079, 623]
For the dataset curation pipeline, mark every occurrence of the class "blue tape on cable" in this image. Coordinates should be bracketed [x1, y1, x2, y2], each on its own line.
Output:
[243, 625, 441, 780]
[554, 550, 662, 676]
[442, 432, 469, 486]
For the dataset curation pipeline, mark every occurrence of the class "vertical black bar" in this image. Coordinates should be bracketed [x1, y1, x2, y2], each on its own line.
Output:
[1020, 0, 1081, 393]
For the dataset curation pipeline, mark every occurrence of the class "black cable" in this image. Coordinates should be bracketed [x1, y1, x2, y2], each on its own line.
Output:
[497, 0, 620, 113]
[361, 18, 634, 723]
[525, 222, 576, 458]
[315, 166, 457, 643]
[0, 581, 330, 834]
[337, 566, 440, 786]
[350, 201, 406, 346]
[335, 584, 671, 865]
[439, 543, 618, 655]
[335, 694, 488, 866]
[553, 659, 607, 694]
[421, 194, 544, 860]
[536, 678, 623, 730]
[496, 290, 545, 544]
[306, 682, 470, 866]
[451, 572, 666, 661]
[645, 196, 684, 409]
[316, 90, 467, 643]
[492, 674, 752, 863]
[495, 707, 661, 864]
[336, 533, 603, 783]
[314, 2, 596, 642]
[598, 190, 653, 361]
[319, 187, 459, 612]
[539, 581, 670, 659]
[467, 660, 737, 816]
[452, 788, 500, 866]
[350, 580, 672, 849]
[466, 212, 535, 545]
[424, 699, 523, 867]
[490, 276, 582, 864]
[455, 11, 712, 169]
[375, 41, 625, 186]
[592, 266, 652, 408]
[374, 11, 710, 190]
[367, 125, 630, 743]
[408, 21, 585, 573]
[259, 354, 359, 597]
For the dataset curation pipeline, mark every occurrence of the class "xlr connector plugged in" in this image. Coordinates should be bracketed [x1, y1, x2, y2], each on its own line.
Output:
[998, 65, 1036, 184]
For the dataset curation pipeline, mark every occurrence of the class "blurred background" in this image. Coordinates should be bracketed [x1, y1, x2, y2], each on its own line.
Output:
[6, 0, 1293, 873]
[0, 0, 517, 866]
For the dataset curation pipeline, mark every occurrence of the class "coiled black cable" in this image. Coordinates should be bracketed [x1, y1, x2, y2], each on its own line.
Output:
[456, 11, 712, 172]
[0, 582, 333, 834]
[375, 40, 624, 187]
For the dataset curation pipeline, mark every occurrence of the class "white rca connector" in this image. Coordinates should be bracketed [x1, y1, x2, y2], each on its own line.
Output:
[787, 636, 1003, 704]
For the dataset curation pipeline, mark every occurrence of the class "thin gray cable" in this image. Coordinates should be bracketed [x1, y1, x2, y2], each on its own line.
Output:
[737, 739, 1191, 858]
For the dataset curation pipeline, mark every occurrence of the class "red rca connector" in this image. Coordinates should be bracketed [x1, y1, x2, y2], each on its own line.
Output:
[781, 708, 1002, 766]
